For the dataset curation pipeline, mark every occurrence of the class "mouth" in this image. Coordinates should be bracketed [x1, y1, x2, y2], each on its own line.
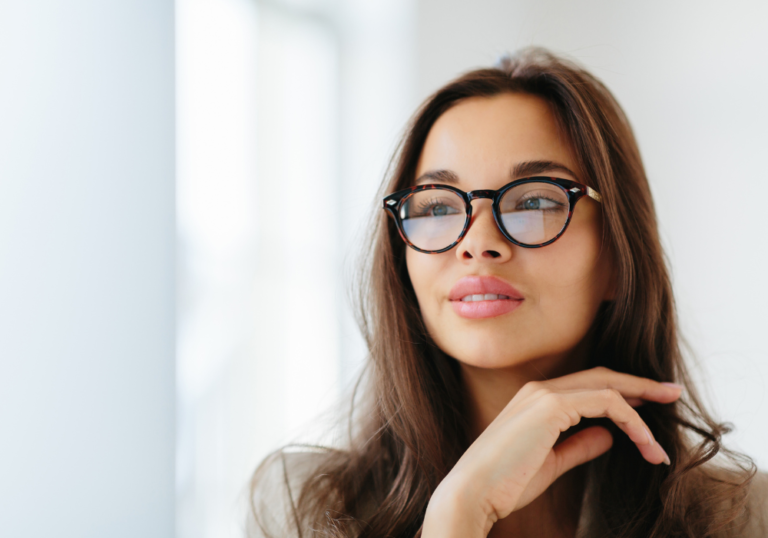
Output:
[449, 276, 524, 319]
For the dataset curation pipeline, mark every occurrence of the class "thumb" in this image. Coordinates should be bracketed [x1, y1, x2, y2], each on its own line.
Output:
[552, 425, 613, 478]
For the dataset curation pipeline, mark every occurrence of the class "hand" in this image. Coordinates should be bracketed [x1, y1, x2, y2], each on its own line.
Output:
[422, 366, 682, 538]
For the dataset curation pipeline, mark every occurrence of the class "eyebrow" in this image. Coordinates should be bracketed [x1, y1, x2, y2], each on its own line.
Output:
[414, 160, 579, 186]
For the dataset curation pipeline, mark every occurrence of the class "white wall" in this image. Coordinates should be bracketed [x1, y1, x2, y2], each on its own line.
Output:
[415, 0, 768, 468]
[0, 2, 175, 537]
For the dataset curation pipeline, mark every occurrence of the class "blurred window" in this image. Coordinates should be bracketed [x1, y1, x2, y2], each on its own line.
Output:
[176, 0, 414, 536]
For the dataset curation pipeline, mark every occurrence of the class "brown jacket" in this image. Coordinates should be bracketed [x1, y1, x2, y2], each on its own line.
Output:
[248, 446, 768, 537]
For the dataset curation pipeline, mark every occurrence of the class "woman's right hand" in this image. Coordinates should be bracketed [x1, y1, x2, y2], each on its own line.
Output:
[421, 366, 683, 538]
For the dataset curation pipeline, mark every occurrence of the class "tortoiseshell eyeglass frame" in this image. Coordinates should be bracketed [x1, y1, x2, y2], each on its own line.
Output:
[382, 176, 603, 254]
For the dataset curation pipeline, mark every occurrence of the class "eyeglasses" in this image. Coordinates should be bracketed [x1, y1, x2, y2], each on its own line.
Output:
[382, 177, 602, 253]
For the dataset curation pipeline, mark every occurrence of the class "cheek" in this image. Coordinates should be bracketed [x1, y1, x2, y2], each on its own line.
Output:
[405, 248, 437, 307]
[542, 230, 603, 286]
[405, 248, 450, 333]
[532, 221, 611, 329]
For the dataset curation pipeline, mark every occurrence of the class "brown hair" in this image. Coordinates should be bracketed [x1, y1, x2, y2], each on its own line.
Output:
[250, 47, 757, 537]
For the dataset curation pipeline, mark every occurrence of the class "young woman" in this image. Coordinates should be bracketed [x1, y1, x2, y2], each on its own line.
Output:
[248, 48, 767, 538]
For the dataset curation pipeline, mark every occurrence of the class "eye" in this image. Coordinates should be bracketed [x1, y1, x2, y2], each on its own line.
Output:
[431, 203, 449, 216]
[401, 190, 466, 222]
[517, 194, 564, 211]
[415, 197, 462, 217]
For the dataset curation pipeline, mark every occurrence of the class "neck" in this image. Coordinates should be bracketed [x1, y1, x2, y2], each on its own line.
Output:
[460, 344, 590, 442]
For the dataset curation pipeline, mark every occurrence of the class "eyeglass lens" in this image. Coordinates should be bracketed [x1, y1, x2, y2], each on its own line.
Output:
[399, 181, 570, 251]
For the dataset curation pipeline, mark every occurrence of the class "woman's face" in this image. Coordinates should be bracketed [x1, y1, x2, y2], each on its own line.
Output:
[406, 92, 614, 371]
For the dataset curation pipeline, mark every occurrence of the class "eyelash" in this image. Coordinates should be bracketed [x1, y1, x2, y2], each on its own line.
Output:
[416, 197, 458, 212]
[517, 192, 565, 207]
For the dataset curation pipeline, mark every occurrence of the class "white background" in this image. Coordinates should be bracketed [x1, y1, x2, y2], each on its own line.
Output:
[0, 1, 175, 537]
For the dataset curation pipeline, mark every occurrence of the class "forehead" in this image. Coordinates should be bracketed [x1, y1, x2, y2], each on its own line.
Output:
[415, 93, 579, 187]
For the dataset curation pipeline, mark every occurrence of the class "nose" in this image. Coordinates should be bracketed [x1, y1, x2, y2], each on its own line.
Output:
[454, 199, 514, 262]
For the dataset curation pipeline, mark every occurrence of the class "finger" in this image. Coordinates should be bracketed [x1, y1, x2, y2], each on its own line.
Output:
[533, 366, 683, 404]
[511, 389, 644, 414]
[555, 389, 669, 465]
[552, 425, 613, 478]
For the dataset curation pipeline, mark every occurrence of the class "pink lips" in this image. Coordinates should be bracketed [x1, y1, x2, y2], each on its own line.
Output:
[449, 275, 524, 319]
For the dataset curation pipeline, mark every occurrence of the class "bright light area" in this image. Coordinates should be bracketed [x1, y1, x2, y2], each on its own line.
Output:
[176, 0, 416, 536]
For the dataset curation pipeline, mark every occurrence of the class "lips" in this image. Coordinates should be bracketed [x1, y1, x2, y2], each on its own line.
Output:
[448, 275, 524, 319]
[448, 275, 524, 302]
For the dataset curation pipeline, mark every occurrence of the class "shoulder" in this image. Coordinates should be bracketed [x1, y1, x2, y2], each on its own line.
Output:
[246, 445, 335, 538]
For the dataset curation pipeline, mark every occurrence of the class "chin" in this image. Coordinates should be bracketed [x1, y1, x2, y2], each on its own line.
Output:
[444, 339, 529, 370]
[441, 333, 580, 374]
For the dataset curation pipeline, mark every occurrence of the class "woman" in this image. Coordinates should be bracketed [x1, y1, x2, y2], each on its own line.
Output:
[248, 48, 767, 538]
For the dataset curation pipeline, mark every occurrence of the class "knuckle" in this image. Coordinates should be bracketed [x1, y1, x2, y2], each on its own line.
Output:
[521, 380, 551, 399]
[524, 380, 543, 392]
[601, 388, 621, 401]
[540, 391, 563, 408]
[592, 366, 611, 374]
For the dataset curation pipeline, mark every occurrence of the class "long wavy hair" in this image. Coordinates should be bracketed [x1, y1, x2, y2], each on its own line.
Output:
[250, 47, 757, 538]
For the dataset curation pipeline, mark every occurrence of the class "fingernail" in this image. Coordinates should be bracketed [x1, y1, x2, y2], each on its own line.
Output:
[658, 443, 671, 466]
[643, 426, 654, 446]
[661, 382, 683, 391]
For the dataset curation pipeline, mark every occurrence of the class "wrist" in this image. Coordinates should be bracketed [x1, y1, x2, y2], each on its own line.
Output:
[422, 483, 492, 538]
